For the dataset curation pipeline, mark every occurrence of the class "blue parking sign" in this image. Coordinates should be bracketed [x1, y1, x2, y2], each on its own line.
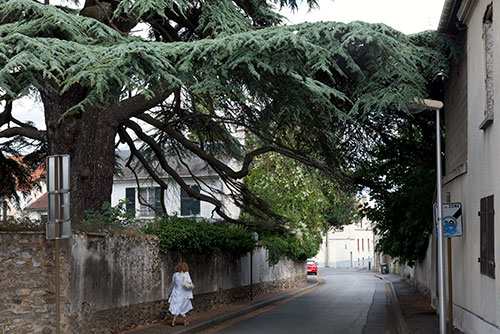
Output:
[433, 202, 463, 238]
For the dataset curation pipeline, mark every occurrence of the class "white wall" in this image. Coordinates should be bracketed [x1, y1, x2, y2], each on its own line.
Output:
[314, 217, 375, 268]
[111, 176, 228, 220]
[403, 2, 500, 333]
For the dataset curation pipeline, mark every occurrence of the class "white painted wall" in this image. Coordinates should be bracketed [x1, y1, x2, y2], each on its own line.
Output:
[111, 176, 239, 220]
[401, 2, 500, 333]
[446, 1, 500, 332]
[314, 216, 375, 268]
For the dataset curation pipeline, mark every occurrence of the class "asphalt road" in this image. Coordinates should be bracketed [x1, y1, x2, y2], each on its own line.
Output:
[203, 268, 397, 334]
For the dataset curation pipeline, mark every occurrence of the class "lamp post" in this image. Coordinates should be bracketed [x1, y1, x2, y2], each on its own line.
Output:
[412, 98, 445, 334]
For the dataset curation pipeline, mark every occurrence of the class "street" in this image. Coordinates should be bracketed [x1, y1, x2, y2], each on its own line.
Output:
[203, 268, 397, 334]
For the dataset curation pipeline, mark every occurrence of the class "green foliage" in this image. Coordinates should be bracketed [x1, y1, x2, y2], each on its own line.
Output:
[79, 200, 138, 232]
[1, 0, 458, 244]
[142, 215, 255, 256]
[0, 215, 44, 231]
[244, 152, 328, 234]
[0, 145, 45, 201]
[353, 114, 439, 266]
[258, 231, 321, 265]
[244, 151, 358, 262]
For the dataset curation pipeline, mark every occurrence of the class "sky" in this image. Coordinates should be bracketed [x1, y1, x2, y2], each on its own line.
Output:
[280, 0, 446, 35]
[11, 0, 447, 130]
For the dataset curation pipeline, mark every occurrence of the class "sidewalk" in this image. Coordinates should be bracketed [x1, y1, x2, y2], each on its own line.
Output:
[377, 273, 464, 334]
[121, 276, 321, 334]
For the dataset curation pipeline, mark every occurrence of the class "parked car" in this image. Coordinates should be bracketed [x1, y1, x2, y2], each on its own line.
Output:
[307, 259, 318, 275]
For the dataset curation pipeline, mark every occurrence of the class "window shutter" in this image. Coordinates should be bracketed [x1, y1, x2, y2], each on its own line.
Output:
[487, 195, 495, 277]
[154, 187, 162, 215]
[191, 185, 200, 215]
[480, 195, 495, 278]
[125, 188, 136, 217]
[180, 188, 190, 216]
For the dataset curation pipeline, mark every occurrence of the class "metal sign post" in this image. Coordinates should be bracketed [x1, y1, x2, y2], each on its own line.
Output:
[46, 155, 71, 334]
[434, 200, 463, 333]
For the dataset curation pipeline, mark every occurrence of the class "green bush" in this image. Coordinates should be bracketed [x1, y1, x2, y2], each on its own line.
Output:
[258, 231, 321, 265]
[142, 215, 255, 256]
[79, 200, 138, 232]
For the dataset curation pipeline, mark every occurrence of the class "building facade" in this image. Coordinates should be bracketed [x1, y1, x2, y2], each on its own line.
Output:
[111, 151, 240, 220]
[314, 215, 374, 269]
[403, 1, 500, 333]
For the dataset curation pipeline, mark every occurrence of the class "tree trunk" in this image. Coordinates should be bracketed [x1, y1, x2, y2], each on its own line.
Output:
[42, 89, 117, 221]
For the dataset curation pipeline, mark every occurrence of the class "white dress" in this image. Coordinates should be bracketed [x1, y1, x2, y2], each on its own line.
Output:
[168, 271, 194, 317]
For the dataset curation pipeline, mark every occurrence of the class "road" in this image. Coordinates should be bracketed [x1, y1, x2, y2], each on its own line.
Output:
[203, 268, 397, 334]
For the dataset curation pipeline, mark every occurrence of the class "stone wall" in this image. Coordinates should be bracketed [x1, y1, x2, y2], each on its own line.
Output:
[0, 232, 70, 334]
[0, 232, 306, 334]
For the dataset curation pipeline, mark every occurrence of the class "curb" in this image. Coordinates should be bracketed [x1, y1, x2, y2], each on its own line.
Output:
[177, 276, 322, 334]
[374, 274, 409, 334]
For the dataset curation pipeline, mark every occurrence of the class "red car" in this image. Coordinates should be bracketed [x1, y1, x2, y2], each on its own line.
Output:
[307, 260, 318, 275]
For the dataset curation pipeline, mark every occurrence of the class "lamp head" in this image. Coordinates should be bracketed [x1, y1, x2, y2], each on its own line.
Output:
[410, 98, 444, 114]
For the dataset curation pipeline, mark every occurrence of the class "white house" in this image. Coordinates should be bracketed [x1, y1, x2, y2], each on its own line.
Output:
[314, 215, 375, 269]
[111, 151, 240, 220]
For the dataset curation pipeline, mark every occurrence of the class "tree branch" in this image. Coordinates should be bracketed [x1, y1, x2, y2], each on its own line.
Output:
[0, 127, 46, 142]
[136, 113, 276, 179]
[122, 120, 270, 226]
[113, 87, 174, 123]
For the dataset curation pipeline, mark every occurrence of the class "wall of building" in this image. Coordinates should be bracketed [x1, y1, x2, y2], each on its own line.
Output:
[396, 1, 500, 333]
[447, 0, 500, 332]
[0, 231, 306, 334]
[314, 218, 374, 269]
[111, 176, 224, 219]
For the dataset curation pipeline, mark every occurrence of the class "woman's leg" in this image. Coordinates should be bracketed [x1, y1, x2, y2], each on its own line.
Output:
[183, 313, 189, 326]
[171, 315, 177, 327]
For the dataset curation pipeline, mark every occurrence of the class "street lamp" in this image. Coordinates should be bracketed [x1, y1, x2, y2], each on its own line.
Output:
[411, 98, 445, 334]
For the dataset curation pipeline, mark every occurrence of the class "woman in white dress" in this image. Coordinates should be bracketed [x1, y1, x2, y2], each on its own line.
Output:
[169, 262, 194, 327]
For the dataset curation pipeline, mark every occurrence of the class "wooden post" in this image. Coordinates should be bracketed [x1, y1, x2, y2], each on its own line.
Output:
[448, 238, 452, 334]
[446, 192, 453, 334]
[55, 157, 61, 334]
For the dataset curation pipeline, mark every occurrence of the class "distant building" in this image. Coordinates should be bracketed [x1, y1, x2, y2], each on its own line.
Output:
[314, 215, 374, 269]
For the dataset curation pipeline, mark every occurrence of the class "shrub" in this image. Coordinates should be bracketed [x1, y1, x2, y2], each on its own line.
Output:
[142, 215, 255, 256]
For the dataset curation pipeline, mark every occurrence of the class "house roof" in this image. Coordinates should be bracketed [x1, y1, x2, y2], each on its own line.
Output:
[114, 150, 232, 181]
[438, 0, 464, 35]
[25, 192, 48, 212]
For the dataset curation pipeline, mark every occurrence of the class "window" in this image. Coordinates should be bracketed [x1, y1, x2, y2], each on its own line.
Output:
[125, 188, 136, 217]
[367, 239, 370, 251]
[362, 239, 364, 251]
[480, 195, 495, 278]
[181, 185, 200, 216]
[139, 187, 162, 217]
[357, 239, 360, 251]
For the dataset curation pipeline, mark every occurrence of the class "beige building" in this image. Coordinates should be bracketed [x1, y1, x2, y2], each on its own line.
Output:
[314, 215, 374, 269]
[400, 1, 500, 333]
